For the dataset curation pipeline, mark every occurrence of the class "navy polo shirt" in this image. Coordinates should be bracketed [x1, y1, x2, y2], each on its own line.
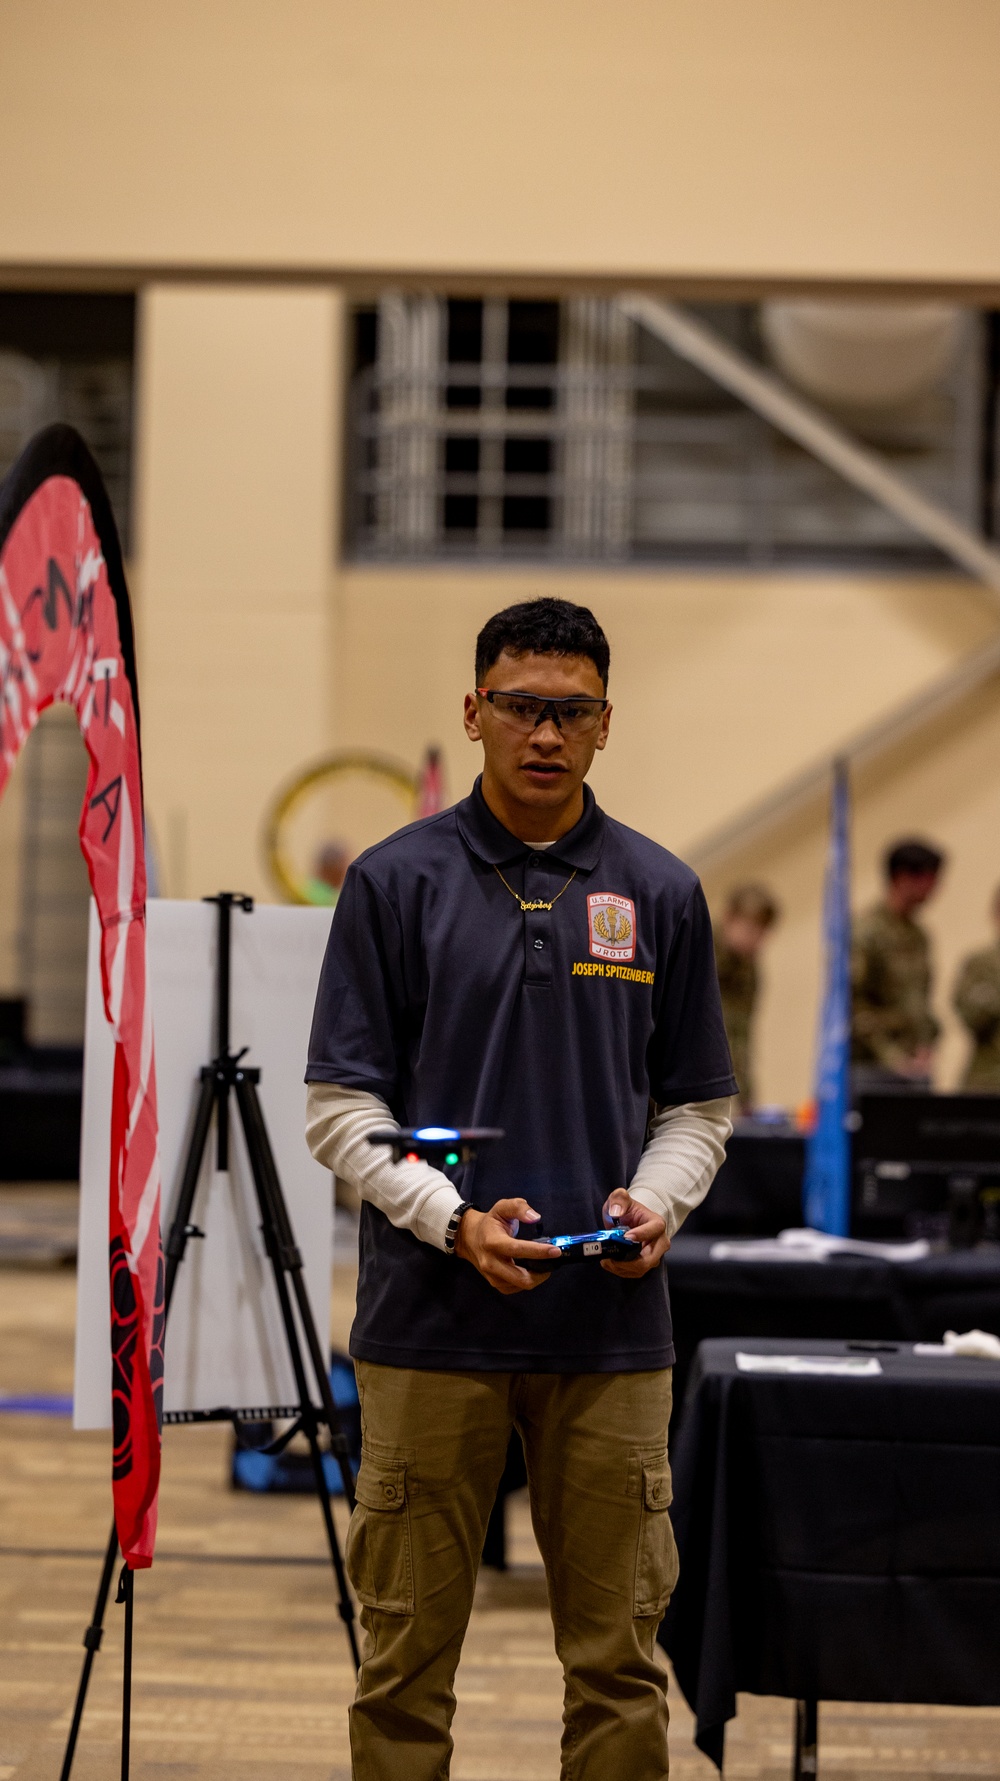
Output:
[306, 777, 736, 1373]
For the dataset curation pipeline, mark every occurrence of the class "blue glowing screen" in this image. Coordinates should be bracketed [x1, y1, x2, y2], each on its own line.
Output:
[550, 1229, 630, 1248]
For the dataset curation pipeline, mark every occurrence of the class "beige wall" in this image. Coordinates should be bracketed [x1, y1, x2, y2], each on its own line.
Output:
[708, 682, 1000, 1109]
[1, 4, 998, 1098]
[1, 2, 1000, 288]
[4, 280, 1000, 1100]
[331, 562, 1000, 1104]
[331, 564, 997, 851]
[135, 284, 342, 901]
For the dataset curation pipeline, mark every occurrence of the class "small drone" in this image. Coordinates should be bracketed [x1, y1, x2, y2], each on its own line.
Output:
[367, 1125, 504, 1166]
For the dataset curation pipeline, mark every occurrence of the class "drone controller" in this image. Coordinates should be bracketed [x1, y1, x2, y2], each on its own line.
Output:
[521, 1228, 637, 1271]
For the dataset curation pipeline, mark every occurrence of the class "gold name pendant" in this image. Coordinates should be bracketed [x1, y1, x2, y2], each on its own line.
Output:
[493, 866, 578, 912]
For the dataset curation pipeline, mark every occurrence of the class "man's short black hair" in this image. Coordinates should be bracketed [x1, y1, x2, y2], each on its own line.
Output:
[475, 598, 611, 690]
[884, 837, 946, 880]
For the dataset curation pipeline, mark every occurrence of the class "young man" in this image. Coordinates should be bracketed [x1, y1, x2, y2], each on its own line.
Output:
[851, 836, 946, 1093]
[306, 598, 736, 1781]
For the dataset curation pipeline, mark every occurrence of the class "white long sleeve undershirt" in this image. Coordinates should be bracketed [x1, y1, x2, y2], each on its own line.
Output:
[305, 1082, 732, 1252]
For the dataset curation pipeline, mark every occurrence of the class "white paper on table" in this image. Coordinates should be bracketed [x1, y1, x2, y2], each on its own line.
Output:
[712, 1229, 930, 1264]
[75, 898, 334, 1427]
[735, 1352, 883, 1377]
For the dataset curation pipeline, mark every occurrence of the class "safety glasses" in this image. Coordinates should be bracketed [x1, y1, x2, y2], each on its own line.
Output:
[476, 687, 608, 736]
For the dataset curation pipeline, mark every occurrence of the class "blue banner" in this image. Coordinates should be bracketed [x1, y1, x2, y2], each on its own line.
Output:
[803, 760, 852, 1235]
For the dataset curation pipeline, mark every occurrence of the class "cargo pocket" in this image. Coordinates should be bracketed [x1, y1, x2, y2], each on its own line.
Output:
[345, 1452, 414, 1615]
[633, 1460, 679, 1617]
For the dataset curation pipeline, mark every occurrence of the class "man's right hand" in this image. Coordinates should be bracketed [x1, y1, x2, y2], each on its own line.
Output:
[453, 1198, 557, 1295]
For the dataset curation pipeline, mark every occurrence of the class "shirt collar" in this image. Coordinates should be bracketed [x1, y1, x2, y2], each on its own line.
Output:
[456, 776, 606, 871]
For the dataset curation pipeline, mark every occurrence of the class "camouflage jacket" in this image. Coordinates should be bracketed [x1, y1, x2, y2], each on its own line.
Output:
[850, 902, 940, 1069]
[715, 935, 757, 1110]
[953, 941, 1000, 1091]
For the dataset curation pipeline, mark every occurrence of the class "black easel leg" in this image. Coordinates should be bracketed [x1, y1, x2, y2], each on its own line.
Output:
[792, 1699, 818, 1779]
[117, 1565, 134, 1781]
[252, 1239, 360, 1666]
[235, 1077, 357, 1505]
[234, 1074, 360, 1668]
[59, 1522, 120, 1781]
[300, 1414, 362, 1669]
[163, 1070, 217, 1303]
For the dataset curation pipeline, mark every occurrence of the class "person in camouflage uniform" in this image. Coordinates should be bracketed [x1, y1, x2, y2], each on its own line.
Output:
[714, 883, 781, 1111]
[851, 837, 945, 1090]
[953, 886, 1000, 1091]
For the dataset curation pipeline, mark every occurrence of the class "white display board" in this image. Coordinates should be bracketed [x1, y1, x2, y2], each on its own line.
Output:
[75, 898, 335, 1427]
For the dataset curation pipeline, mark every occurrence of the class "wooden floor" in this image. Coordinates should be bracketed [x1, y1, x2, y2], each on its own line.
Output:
[3, 1228, 1000, 1778]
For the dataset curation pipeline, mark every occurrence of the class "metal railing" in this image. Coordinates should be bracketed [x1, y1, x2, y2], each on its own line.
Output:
[345, 327, 984, 569]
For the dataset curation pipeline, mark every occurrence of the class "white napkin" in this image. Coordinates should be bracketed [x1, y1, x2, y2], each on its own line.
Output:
[913, 1329, 1000, 1360]
[711, 1228, 930, 1264]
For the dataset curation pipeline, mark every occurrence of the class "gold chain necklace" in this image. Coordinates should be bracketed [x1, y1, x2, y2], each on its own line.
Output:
[493, 864, 578, 913]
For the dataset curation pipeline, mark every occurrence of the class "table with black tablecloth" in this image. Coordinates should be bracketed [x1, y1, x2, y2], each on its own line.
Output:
[659, 1337, 1000, 1770]
[665, 1234, 1000, 1410]
[483, 1239, 1000, 1570]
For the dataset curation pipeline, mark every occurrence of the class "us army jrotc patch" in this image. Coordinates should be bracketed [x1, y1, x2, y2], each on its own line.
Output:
[587, 892, 637, 962]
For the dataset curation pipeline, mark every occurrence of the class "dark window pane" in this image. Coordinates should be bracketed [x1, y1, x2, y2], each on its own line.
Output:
[506, 302, 559, 365]
[0, 292, 133, 358]
[0, 292, 135, 550]
[447, 300, 483, 363]
[447, 300, 483, 410]
[504, 438, 551, 476]
[506, 385, 552, 411]
[444, 494, 479, 530]
[506, 300, 558, 413]
[507, 386, 553, 412]
[503, 495, 550, 531]
[354, 308, 377, 371]
[445, 436, 480, 474]
[446, 380, 481, 411]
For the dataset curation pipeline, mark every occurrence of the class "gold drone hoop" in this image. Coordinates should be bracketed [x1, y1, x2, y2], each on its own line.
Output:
[264, 750, 420, 904]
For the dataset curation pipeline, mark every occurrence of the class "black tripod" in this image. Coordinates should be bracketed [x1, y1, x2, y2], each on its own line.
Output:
[60, 892, 359, 1781]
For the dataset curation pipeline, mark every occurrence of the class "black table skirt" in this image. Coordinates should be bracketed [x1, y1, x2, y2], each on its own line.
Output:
[659, 1337, 1000, 1767]
[665, 1235, 1000, 1412]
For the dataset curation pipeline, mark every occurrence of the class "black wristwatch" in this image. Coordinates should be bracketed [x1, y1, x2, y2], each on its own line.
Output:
[444, 1202, 471, 1256]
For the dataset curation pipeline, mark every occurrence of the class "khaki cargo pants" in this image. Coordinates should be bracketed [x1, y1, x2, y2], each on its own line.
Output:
[346, 1362, 677, 1781]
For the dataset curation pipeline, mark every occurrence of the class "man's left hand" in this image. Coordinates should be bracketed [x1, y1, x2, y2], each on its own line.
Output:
[599, 1190, 670, 1278]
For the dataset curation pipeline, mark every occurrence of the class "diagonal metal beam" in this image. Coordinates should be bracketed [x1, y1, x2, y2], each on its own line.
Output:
[617, 296, 1000, 871]
[619, 294, 1000, 598]
[686, 628, 1000, 874]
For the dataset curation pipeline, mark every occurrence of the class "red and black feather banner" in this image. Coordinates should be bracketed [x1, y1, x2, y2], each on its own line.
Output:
[0, 425, 162, 1568]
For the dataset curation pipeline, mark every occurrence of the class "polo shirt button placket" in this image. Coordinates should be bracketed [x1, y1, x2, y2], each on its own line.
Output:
[524, 855, 553, 987]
